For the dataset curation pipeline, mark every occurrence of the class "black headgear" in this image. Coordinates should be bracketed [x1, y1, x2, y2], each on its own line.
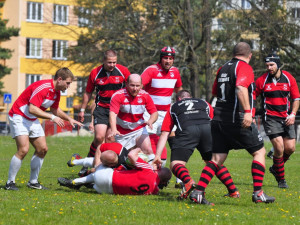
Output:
[160, 46, 175, 59]
[265, 53, 281, 69]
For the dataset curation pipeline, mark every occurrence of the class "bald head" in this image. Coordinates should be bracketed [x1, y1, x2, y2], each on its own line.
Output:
[100, 150, 118, 167]
[126, 74, 142, 97]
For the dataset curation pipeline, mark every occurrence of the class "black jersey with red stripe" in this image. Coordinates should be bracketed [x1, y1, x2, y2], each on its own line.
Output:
[254, 70, 300, 121]
[85, 64, 130, 108]
[212, 58, 255, 123]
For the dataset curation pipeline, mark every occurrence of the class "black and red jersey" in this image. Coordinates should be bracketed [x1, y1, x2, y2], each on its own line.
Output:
[85, 64, 130, 108]
[254, 70, 300, 121]
[100, 142, 128, 167]
[212, 58, 255, 123]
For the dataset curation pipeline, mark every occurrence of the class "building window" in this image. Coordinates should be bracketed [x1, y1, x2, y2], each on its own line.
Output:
[53, 4, 68, 25]
[26, 74, 41, 87]
[27, 2, 43, 22]
[26, 38, 42, 58]
[76, 77, 88, 95]
[241, 0, 251, 9]
[52, 40, 68, 60]
[291, 8, 300, 19]
[222, 0, 232, 9]
[78, 7, 93, 27]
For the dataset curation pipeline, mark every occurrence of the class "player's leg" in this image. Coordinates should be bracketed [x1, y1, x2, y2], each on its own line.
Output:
[136, 128, 155, 162]
[6, 135, 30, 190]
[283, 137, 295, 162]
[28, 135, 48, 189]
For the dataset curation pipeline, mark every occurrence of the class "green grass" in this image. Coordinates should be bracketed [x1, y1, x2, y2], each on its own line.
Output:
[0, 136, 299, 225]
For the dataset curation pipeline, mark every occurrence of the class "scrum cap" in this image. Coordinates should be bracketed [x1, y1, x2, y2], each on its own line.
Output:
[265, 53, 281, 68]
[160, 46, 175, 59]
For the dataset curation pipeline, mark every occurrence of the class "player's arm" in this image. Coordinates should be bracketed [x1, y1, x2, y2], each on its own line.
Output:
[93, 145, 102, 168]
[108, 111, 121, 137]
[79, 91, 92, 122]
[146, 111, 158, 130]
[152, 131, 169, 168]
[51, 107, 83, 128]
[286, 100, 299, 126]
[88, 102, 96, 132]
[174, 86, 182, 93]
[236, 85, 252, 128]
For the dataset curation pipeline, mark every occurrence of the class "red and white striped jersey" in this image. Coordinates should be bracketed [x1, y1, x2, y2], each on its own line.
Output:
[110, 88, 157, 134]
[254, 70, 300, 120]
[9, 79, 60, 121]
[141, 63, 182, 111]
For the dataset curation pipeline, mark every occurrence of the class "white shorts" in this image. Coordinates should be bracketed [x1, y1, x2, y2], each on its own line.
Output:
[9, 115, 45, 138]
[93, 165, 114, 194]
[144, 111, 167, 135]
[115, 127, 148, 149]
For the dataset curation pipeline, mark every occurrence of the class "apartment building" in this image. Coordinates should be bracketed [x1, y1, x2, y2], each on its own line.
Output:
[0, 0, 89, 119]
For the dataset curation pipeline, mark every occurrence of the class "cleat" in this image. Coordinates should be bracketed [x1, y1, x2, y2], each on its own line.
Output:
[5, 181, 19, 191]
[67, 153, 82, 167]
[178, 180, 196, 200]
[224, 191, 240, 198]
[189, 190, 214, 205]
[27, 181, 48, 190]
[58, 177, 81, 190]
[269, 166, 280, 182]
[267, 150, 273, 159]
[174, 182, 184, 189]
[278, 179, 289, 189]
[252, 190, 275, 203]
[78, 166, 89, 177]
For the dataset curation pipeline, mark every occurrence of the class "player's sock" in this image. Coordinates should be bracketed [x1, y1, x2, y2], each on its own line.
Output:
[283, 152, 291, 163]
[29, 154, 44, 184]
[196, 161, 218, 191]
[252, 160, 265, 192]
[273, 156, 285, 180]
[74, 173, 94, 185]
[87, 142, 97, 157]
[172, 163, 192, 184]
[215, 165, 237, 193]
[7, 155, 22, 183]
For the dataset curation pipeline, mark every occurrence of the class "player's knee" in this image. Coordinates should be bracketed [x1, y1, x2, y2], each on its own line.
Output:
[16, 147, 29, 159]
[36, 146, 48, 158]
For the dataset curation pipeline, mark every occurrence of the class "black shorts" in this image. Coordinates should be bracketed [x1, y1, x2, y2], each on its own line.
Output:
[93, 106, 110, 126]
[171, 124, 212, 162]
[211, 120, 264, 154]
[263, 118, 296, 139]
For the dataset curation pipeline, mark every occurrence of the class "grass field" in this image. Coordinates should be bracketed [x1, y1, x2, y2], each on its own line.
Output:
[0, 135, 299, 225]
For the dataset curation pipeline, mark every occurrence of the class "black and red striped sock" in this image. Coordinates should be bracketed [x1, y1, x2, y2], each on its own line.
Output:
[283, 152, 291, 163]
[196, 161, 218, 192]
[273, 156, 285, 180]
[87, 142, 97, 157]
[251, 160, 265, 192]
[216, 165, 237, 193]
[172, 163, 191, 184]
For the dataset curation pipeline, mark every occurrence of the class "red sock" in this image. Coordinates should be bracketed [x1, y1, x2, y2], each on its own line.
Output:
[252, 160, 265, 192]
[196, 161, 218, 191]
[87, 142, 97, 157]
[216, 165, 237, 193]
[172, 163, 191, 183]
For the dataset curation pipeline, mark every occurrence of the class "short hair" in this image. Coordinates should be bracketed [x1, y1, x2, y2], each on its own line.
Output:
[54, 67, 74, 81]
[103, 49, 117, 60]
[232, 42, 252, 57]
[176, 89, 192, 101]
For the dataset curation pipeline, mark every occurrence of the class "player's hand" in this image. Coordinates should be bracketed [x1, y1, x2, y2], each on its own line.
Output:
[78, 111, 85, 123]
[108, 129, 121, 137]
[152, 156, 162, 169]
[88, 122, 94, 132]
[242, 112, 252, 128]
[285, 113, 296, 126]
[69, 119, 83, 128]
[52, 116, 65, 127]
[145, 121, 153, 130]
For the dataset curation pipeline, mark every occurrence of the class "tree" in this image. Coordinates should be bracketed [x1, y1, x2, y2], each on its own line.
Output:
[0, 2, 19, 95]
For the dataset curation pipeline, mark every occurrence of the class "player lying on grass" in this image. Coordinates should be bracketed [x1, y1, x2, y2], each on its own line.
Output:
[58, 147, 172, 195]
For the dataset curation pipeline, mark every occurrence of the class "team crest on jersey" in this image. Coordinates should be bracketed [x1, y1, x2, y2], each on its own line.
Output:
[283, 84, 288, 90]
[115, 77, 120, 82]
[170, 72, 174, 77]
[157, 73, 163, 77]
[266, 84, 272, 90]
[99, 79, 105, 84]
[137, 98, 143, 103]
[49, 89, 54, 92]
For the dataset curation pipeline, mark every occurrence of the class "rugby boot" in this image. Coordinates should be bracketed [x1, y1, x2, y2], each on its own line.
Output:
[224, 191, 240, 198]
[189, 190, 214, 205]
[278, 179, 289, 189]
[178, 179, 196, 200]
[67, 153, 82, 167]
[252, 190, 275, 203]
[58, 177, 81, 190]
[269, 166, 280, 182]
